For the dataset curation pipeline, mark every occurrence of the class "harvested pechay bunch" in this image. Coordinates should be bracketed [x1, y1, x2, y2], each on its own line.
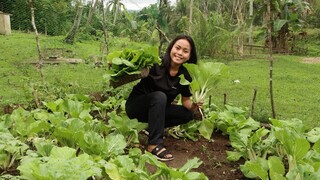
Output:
[179, 61, 229, 119]
[105, 46, 161, 88]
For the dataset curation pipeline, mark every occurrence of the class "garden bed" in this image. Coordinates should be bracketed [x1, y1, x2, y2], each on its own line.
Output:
[140, 131, 247, 179]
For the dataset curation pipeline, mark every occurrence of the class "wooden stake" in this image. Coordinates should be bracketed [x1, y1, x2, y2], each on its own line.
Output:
[250, 87, 257, 117]
[28, 0, 43, 69]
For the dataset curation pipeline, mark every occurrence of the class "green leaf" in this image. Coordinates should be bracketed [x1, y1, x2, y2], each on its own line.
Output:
[0, 131, 28, 169]
[183, 171, 209, 180]
[103, 161, 122, 180]
[226, 151, 244, 161]
[306, 127, 320, 143]
[33, 138, 54, 157]
[18, 146, 101, 180]
[27, 120, 51, 136]
[313, 139, 320, 153]
[105, 134, 127, 158]
[198, 116, 215, 140]
[273, 19, 288, 32]
[240, 158, 269, 180]
[43, 99, 64, 112]
[248, 127, 270, 146]
[178, 157, 203, 173]
[78, 131, 106, 156]
[268, 156, 286, 180]
[53, 118, 86, 148]
[106, 47, 160, 81]
[181, 61, 229, 103]
[179, 74, 191, 86]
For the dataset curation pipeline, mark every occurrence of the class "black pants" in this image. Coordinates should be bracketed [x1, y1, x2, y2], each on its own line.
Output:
[125, 91, 193, 145]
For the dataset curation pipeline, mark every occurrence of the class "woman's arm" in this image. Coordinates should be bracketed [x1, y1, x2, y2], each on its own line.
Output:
[182, 96, 201, 111]
[181, 97, 198, 111]
[182, 96, 204, 120]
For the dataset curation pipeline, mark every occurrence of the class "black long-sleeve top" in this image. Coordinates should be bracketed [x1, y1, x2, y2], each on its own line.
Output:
[129, 62, 192, 105]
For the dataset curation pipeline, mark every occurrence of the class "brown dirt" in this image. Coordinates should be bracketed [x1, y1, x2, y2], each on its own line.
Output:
[141, 131, 248, 180]
[301, 57, 320, 64]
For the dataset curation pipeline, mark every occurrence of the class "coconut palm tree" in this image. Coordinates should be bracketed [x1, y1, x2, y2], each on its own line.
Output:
[107, 0, 126, 25]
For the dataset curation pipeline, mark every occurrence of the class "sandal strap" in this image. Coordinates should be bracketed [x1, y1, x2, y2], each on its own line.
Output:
[150, 144, 172, 159]
[151, 144, 165, 155]
[157, 149, 171, 158]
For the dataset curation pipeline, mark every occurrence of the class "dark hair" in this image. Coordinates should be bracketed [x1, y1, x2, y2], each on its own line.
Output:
[161, 34, 198, 67]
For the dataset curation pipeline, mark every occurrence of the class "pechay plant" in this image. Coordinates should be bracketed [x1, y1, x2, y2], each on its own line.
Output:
[106, 46, 161, 82]
[179, 61, 229, 118]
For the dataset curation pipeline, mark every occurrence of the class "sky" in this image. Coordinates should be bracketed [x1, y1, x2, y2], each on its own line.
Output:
[123, 0, 176, 11]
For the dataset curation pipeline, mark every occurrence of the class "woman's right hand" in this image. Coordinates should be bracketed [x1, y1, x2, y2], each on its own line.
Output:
[192, 102, 204, 120]
[140, 67, 150, 78]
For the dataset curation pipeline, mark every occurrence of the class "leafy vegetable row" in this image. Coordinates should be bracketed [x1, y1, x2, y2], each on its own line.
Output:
[0, 94, 207, 180]
[170, 104, 320, 179]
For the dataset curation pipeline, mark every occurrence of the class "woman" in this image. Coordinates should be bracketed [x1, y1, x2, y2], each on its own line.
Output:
[125, 34, 201, 161]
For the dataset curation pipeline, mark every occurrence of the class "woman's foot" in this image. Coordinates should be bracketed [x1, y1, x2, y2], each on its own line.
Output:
[147, 144, 174, 161]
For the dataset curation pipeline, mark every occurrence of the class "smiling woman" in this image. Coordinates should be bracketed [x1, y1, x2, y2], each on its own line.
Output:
[125, 34, 200, 161]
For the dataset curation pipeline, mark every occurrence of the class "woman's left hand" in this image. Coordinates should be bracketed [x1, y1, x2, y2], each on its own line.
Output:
[192, 101, 203, 111]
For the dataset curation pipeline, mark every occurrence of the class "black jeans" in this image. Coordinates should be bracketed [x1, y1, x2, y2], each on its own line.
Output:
[125, 91, 193, 145]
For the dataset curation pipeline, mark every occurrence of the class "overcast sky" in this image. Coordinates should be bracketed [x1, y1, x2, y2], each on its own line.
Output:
[123, 0, 176, 10]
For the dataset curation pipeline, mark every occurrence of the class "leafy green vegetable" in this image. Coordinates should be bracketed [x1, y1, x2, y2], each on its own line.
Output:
[142, 152, 208, 180]
[0, 130, 28, 170]
[240, 157, 269, 180]
[33, 138, 55, 157]
[305, 127, 320, 143]
[268, 156, 286, 180]
[198, 111, 217, 140]
[179, 61, 228, 119]
[106, 46, 161, 82]
[179, 61, 229, 104]
[108, 111, 147, 145]
[167, 120, 202, 141]
[18, 146, 101, 180]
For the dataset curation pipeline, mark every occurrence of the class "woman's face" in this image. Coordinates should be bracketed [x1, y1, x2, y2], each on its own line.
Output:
[170, 39, 191, 66]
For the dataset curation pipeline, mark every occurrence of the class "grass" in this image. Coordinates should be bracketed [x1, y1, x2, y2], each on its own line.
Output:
[0, 31, 159, 109]
[0, 32, 104, 105]
[210, 55, 320, 128]
[1, 31, 320, 128]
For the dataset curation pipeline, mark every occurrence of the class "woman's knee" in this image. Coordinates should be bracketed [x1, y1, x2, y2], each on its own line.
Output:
[150, 91, 167, 105]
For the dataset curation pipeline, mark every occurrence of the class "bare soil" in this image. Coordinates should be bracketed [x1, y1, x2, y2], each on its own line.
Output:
[301, 57, 320, 64]
[140, 131, 248, 180]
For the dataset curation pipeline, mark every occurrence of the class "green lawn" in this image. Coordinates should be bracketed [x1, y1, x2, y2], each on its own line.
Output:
[0, 32, 105, 106]
[1, 31, 320, 128]
[210, 55, 320, 128]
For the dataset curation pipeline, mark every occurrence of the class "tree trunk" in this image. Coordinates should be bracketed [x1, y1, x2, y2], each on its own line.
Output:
[64, 5, 84, 44]
[112, 0, 120, 25]
[188, 0, 193, 34]
[216, 0, 222, 14]
[86, 0, 98, 26]
[234, 0, 245, 56]
[266, 0, 276, 118]
[201, 0, 209, 19]
[158, 0, 168, 55]
[248, 0, 254, 45]
[101, 0, 109, 60]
